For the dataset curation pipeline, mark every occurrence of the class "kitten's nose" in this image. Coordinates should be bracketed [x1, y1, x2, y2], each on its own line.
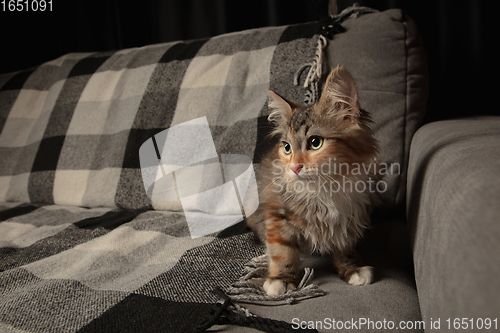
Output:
[290, 164, 303, 175]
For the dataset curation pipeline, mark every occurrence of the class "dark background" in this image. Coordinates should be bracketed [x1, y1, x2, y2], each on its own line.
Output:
[0, 0, 493, 122]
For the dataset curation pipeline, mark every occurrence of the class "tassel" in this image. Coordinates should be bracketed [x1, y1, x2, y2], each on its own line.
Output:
[294, 35, 327, 105]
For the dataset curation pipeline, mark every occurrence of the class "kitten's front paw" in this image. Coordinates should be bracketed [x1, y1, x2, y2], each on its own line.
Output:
[347, 266, 373, 286]
[263, 278, 296, 296]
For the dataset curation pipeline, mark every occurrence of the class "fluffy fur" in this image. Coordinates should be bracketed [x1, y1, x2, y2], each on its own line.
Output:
[246, 66, 378, 295]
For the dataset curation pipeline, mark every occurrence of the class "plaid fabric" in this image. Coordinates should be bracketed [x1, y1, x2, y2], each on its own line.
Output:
[0, 22, 321, 210]
[0, 202, 265, 332]
[0, 22, 323, 332]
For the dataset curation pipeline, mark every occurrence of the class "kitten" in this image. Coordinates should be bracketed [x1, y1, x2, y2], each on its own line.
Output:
[246, 66, 378, 296]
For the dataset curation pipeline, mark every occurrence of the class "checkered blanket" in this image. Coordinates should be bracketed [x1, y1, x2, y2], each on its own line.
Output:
[0, 203, 267, 332]
[0, 23, 321, 210]
[0, 21, 324, 332]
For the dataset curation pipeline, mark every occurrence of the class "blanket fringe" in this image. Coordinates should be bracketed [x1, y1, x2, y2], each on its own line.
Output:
[224, 255, 326, 306]
[202, 286, 319, 333]
[294, 35, 327, 105]
[294, 4, 379, 105]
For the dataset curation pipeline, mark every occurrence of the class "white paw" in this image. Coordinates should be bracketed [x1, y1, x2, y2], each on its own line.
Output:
[348, 266, 373, 286]
[263, 279, 295, 296]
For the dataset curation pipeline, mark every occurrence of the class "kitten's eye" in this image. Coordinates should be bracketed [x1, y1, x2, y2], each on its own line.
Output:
[282, 142, 292, 155]
[308, 136, 323, 150]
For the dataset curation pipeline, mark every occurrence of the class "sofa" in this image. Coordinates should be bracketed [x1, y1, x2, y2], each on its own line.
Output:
[1, 6, 499, 333]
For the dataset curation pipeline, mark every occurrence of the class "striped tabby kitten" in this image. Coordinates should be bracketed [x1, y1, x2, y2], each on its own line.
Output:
[247, 66, 378, 296]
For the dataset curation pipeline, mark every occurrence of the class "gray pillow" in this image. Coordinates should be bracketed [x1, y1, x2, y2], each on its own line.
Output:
[326, 8, 429, 211]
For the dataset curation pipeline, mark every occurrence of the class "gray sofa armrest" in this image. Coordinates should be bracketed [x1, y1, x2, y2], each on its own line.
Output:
[407, 117, 500, 330]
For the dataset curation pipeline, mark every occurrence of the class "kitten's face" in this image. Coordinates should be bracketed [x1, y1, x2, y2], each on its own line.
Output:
[268, 67, 377, 183]
[278, 129, 326, 179]
[277, 111, 337, 180]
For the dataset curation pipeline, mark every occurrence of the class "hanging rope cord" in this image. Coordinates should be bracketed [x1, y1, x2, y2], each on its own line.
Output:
[293, 5, 378, 105]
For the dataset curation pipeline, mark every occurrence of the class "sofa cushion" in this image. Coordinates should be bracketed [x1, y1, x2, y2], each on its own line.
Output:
[407, 117, 500, 326]
[0, 23, 322, 210]
[326, 8, 429, 210]
[239, 214, 423, 332]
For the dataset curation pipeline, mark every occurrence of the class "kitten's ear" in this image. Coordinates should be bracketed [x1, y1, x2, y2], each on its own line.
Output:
[267, 91, 293, 123]
[317, 66, 360, 123]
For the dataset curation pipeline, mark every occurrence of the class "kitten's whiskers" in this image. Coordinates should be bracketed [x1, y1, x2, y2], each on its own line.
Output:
[260, 175, 282, 195]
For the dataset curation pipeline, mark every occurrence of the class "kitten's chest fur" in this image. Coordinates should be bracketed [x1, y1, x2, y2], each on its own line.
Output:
[280, 179, 371, 254]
